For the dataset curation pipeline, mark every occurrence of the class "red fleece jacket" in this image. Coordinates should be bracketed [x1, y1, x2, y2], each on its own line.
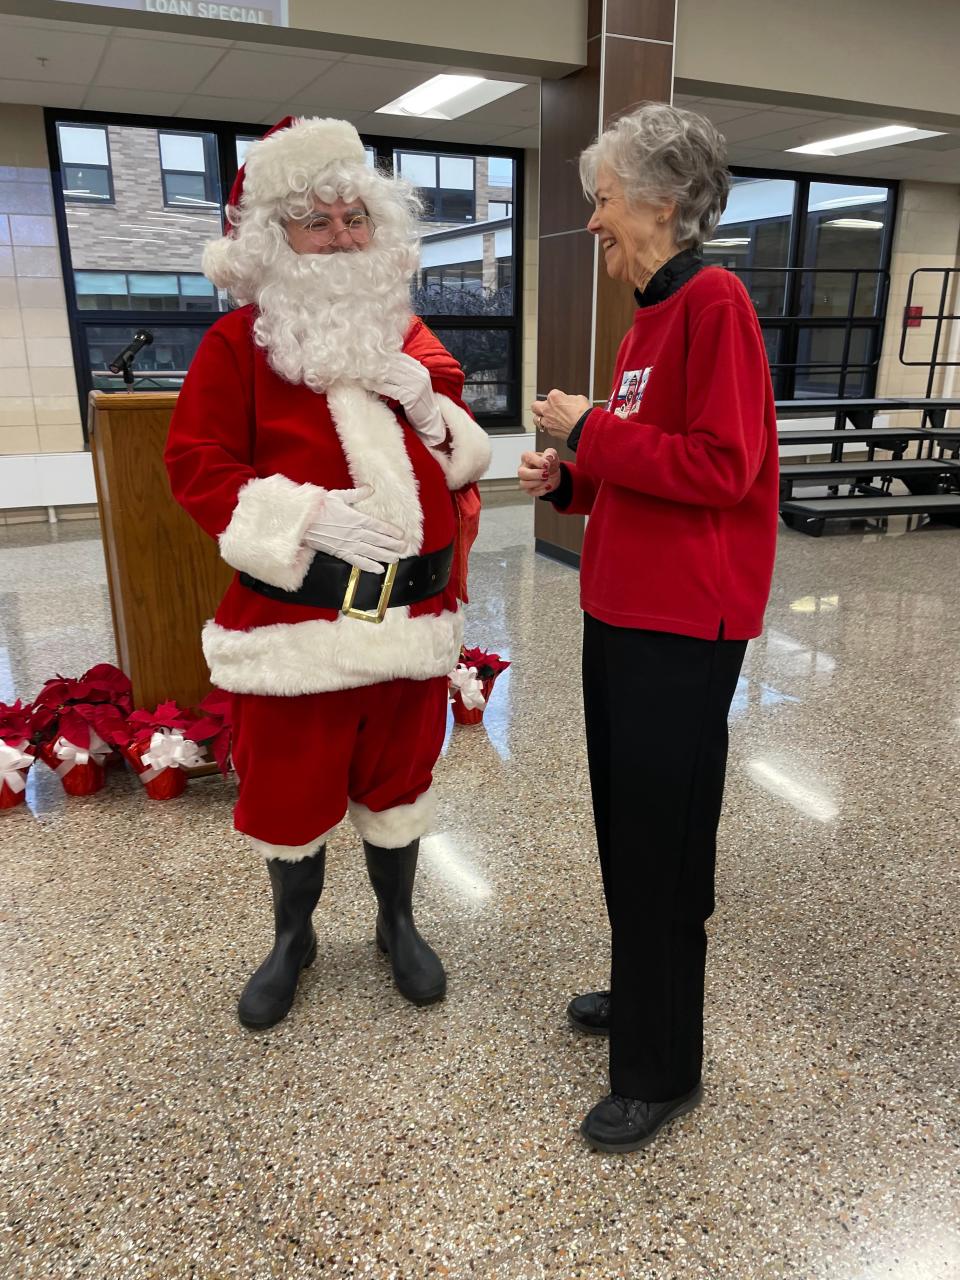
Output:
[558, 267, 779, 641]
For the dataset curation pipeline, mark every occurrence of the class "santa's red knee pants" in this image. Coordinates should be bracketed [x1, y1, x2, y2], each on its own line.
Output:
[230, 676, 448, 858]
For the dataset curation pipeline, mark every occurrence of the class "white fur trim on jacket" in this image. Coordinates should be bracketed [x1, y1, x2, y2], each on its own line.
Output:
[349, 789, 436, 848]
[327, 382, 422, 555]
[218, 473, 324, 592]
[203, 606, 464, 696]
[245, 823, 340, 863]
[428, 395, 493, 490]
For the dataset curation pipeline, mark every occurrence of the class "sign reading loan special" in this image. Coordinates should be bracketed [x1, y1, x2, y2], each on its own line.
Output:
[57, 0, 288, 24]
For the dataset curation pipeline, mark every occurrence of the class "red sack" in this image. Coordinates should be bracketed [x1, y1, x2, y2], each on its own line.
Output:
[452, 482, 482, 604]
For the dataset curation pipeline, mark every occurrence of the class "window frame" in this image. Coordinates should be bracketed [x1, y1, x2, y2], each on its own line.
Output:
[46, 107, 524, 436]
[57, 122, 115, 206]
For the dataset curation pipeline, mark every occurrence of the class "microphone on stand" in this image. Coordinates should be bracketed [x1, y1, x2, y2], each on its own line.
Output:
[109, 329, 154, 388]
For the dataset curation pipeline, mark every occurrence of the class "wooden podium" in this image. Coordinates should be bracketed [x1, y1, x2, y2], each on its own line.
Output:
[88, 391, 233, 711]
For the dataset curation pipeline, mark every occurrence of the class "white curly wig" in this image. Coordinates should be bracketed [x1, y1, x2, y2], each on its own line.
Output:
[202, 117, 423, 391]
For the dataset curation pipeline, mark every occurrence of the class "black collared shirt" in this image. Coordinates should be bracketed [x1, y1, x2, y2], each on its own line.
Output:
[540, 248, 704, 509]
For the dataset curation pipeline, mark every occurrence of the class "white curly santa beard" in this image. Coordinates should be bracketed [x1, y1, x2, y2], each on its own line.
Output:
[251, 241, 413, 392]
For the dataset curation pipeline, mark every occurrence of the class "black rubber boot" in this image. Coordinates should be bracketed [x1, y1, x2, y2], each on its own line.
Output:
[363, 839, 446, 1006]
[237, 846, 326, 1029]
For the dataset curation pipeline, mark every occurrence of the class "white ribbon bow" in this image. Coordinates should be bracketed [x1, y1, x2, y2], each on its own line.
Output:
[0, 740, 33, 795]
[54, 729, 110, 778]
[449, 663, 486, 710]
[140, 729, 205, 783]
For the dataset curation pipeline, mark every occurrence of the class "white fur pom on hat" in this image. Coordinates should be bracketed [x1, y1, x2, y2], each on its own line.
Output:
[224, 115, 367, 223]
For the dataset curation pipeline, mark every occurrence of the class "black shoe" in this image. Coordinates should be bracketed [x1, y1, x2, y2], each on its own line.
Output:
[580, 1082, 703, 1152]
[364, 839, 446, 1006]
[237, 846, 326, 1030]
[567, 990, 611, 1036]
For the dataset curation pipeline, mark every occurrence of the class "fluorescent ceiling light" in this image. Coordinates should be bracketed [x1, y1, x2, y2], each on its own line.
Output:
[705, 237, 750, 247]
[788, 125, 945, 156]
[823, 218, 884, 229]
[377, 74, 525, 120]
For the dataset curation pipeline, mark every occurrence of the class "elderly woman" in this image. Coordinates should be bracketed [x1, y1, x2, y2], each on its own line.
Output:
[519, 104, 779, 1151]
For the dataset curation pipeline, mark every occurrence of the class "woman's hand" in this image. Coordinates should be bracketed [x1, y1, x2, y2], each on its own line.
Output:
[532, 389, 592, 444]
[518, 448, 561, 498]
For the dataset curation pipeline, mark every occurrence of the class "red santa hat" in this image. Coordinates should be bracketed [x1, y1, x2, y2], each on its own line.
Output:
[224, 114, 368, 233]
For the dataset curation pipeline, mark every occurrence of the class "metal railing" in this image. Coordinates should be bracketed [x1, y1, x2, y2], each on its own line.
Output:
[730, 265, 890, 398]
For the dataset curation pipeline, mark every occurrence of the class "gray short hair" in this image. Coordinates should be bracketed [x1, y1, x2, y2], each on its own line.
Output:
[580, 103, 730, 249]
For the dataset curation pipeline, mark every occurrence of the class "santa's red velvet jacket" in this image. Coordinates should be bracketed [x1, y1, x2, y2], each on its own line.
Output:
[553, 264, 779, 641]
[165, 306, 491, 697]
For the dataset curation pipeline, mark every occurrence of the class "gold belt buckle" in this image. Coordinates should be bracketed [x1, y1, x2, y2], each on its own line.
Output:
[341, 562, 398, 623]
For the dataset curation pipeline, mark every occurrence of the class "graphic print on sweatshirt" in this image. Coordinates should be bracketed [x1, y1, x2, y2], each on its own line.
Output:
[608, 366, 653, 418]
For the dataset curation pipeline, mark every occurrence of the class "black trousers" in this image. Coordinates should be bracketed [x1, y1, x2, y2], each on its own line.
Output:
[581, 613, 747, 1101]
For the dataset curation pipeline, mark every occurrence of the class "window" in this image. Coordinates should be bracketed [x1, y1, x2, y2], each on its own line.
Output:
[75, 270, 216, 312]
[487, 156, 513, 188]
[57, 124, 113, 202]
[50, 110, 523, 432]
[159, 131, 220, 209]
[704, 170, 893, 398]
[396, 150, 476, 223]
[236, 135, 257, 167]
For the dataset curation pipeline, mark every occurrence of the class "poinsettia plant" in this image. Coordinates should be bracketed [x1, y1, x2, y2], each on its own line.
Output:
[0, 699, 36, 749]
[119, 699, 199, 746]
[186, 689, 233, 776]
[30, 663, 133, 751]
[459, 646, 511, 681]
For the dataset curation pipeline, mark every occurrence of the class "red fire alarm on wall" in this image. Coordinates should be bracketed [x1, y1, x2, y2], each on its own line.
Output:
[904, 305, 923, 328]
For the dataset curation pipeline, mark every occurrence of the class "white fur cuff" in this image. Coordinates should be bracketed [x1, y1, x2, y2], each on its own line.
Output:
[430, 396, 493, 490]
[245, 823, 340, 862]
[218, 473, 324, 591]
[349, 790, 436, 848]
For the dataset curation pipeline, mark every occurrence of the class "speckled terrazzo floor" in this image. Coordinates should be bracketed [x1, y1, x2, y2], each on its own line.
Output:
[1, 500, 958, 1280]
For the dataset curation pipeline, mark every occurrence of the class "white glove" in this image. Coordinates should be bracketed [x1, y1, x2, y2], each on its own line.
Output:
[370, 353, 447, 447]
[302, 485, 405, 575]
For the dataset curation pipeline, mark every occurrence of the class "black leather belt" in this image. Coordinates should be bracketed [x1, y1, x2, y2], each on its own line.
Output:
[239, 542, 454, 623]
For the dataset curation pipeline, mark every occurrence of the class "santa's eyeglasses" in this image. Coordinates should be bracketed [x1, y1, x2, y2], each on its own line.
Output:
[296, 213, 375, 245]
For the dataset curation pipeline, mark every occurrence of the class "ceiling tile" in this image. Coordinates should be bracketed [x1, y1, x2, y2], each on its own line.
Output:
[456, 84, 540, 127]
[177, 95, 282, 124]
[95, 35, 227, 93]
[194, 49, 336, 100]
[274, 102, 366, 123]
[82, 87, 189, 116]
[355, 113, 440, 141]
[0, 23, 106, 83]
[305, 61, 436, 112]
[496, 126, 540, 147]
[0, 78, 87, 108]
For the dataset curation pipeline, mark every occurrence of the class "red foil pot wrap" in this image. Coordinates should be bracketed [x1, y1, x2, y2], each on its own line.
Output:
[0, 740, 33, 809]
[38, 739, 108, 797]
[450, 676, 496, 726]
[122, 740, 187, 801]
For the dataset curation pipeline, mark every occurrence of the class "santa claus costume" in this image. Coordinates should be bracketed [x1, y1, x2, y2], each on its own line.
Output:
[165, 116, 491, 1028]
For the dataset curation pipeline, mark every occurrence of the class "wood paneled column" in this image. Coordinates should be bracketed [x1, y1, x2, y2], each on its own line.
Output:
[534, 0, 676, 564]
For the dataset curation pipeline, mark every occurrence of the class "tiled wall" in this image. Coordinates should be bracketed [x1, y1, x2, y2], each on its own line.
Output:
[876, 181, 960, 403]
[0, 104, 83, 460]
